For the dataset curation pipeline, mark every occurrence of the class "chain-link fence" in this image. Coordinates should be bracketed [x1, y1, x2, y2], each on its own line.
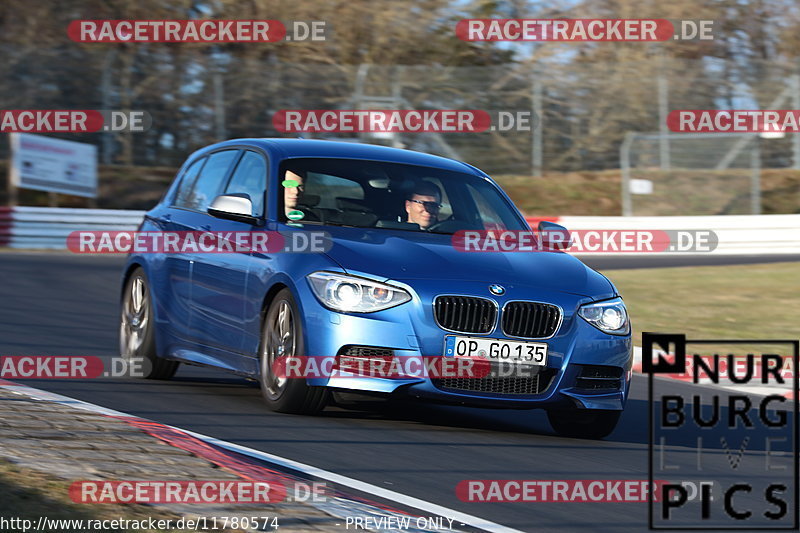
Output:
[2, 50, 800, 212]
[621, 132, 764, 216]
[200, 58, 800, 178]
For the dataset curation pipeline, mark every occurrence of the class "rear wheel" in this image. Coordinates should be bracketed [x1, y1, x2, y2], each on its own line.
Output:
[258, 288, 328, 414]
[120, 268, 179, 380]
[547, 408, 621, 439]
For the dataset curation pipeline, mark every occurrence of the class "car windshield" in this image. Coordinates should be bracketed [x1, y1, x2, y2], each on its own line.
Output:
[279, 158, 527, 234]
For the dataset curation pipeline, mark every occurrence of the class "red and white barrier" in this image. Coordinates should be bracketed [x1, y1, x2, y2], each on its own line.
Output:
[526, 214, 800, 255]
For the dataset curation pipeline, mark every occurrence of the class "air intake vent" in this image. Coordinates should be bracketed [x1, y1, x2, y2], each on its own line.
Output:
[501, 301, 561, 338]
[575, 365, 623, 391]
[434, 296, 497, 334]
[433, 367, 556, 396]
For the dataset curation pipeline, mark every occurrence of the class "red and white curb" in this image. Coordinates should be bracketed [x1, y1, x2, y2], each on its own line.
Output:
[632, 346, 795, 400]
[0, 378, 522, 533]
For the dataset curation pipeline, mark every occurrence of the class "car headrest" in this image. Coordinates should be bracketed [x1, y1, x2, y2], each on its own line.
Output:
[339, 211, 378, 226]
[336, 197, 371, 212]
[297, 194, 320, 207]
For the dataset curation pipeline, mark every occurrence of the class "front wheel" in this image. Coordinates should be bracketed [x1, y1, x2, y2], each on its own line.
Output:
[120, 268, 179, 380]
[547, 408, 621, 439]
[258, 288, 328, 414]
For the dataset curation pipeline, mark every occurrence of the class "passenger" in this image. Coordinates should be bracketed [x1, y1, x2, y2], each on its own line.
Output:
[283, 169, 305, 218]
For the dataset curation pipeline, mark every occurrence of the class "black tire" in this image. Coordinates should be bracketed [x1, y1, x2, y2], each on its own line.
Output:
[258, 288, 328, 414]
[547, 408, 621, 439]
[120, 268, 179, 380]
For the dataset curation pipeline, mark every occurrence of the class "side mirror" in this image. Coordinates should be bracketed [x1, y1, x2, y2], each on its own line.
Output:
[537, 221, 572, 250]
[208, 194, 261, 225]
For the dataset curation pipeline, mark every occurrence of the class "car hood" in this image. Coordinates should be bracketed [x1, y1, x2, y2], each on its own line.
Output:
[320, 226, 615, 299]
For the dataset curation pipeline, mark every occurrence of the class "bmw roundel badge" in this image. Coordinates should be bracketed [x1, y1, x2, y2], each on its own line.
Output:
[489, 284, 505, 296]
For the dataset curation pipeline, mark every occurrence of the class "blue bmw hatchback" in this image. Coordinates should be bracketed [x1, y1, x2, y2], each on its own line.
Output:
[120, 139, 632, 439]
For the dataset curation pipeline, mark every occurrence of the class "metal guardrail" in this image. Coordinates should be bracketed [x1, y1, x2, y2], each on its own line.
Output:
[0, 207, 145, 249]
[0, 207, 797, 254]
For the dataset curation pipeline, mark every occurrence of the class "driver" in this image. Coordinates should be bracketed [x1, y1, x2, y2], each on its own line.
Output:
[404, 181, 443, 230]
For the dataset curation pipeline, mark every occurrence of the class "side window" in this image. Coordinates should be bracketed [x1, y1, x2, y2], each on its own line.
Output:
[466, 182, 509, 230]
[173, 157, 206, 207]
[224, 151, 267, 216]
[181, 150, 239, 212]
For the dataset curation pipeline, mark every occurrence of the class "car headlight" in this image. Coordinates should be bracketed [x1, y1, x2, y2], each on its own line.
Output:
[307, 272, 412, 313]
[578, 297, 630, 335]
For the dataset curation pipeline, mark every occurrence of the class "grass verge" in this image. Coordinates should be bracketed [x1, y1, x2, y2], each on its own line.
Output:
[602, 262, 800, 344]
[0, 459, 242, 532]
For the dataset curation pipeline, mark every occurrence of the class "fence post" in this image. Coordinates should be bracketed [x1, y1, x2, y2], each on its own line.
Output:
[531, 64, 542, 177]
[391, 66, 405, 149]
[792, 74, 800, 170]
[7, 134, 17, 207]
[213, 71, 226, 141]
[751, 140, 762, 215]
[620, 132, 634, 216]
[101, 49, 116, 165]
[658, 71, 670, 170]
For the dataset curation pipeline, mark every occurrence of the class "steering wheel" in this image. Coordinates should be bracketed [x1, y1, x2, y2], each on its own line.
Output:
[426, 217, 471, 233]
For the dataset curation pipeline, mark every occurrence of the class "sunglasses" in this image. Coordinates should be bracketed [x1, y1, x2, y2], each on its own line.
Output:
[408, 199, 442, 210]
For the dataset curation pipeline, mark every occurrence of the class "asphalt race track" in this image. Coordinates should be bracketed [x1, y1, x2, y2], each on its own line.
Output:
[1, 251, 796, 532]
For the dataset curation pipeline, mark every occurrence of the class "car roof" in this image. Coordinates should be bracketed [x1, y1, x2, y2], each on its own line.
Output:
[192, 138, 482, 175]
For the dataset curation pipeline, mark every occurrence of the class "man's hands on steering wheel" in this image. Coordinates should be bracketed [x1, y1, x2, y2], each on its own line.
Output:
[426, 217, 475, 233]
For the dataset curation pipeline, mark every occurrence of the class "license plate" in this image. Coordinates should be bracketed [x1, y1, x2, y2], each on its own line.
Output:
[444, 336, 548, 366]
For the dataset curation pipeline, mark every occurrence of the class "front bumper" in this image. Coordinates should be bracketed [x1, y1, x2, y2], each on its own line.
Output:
[298, 277, 632, 410]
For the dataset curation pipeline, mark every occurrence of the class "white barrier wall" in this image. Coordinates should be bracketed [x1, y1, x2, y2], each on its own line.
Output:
[0, 207, 798, 255]
[0, 207, 146, 249]
[557, 214, 800, 255]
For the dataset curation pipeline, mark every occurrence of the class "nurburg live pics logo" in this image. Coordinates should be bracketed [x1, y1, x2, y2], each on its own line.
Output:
[642, 332, 799, 530]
